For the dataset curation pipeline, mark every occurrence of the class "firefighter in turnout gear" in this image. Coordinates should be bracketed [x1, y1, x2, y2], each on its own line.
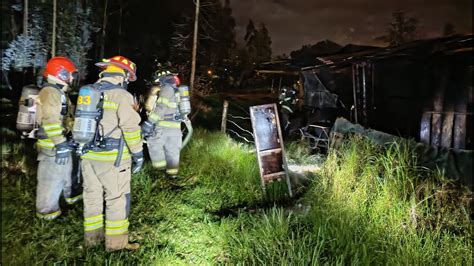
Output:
[35, 56, 81, 220]
[278, 85, 298, 138]
[79, 55, 143, 251]
[142, 68, 182, 179]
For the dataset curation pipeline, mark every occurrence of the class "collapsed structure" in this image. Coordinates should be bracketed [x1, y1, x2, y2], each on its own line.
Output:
[257, 34, 473, 185]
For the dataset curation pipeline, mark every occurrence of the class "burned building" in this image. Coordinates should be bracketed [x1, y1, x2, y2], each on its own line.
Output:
[257, 34, 473, 151]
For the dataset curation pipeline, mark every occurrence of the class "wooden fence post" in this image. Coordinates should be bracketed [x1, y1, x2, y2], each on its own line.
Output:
[221, 100, 229, 133]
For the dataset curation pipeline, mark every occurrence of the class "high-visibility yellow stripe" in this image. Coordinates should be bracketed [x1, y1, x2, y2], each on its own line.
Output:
[123, 130, 140, 138]
[46, 129, 63, 137]
[103, 100, 118, 110]
[157, 98, 178, 108]
[82, 149, 131, 161]
[124, 135, 141, 141]
[157, 98, 170, 104]
[125, 138, 141, 146]
[84, 214, 104, 231]
[152, 160, 166, 169]
[37, 139, 55, 149]
[106, 219, 129, 226]
[105, 219, 129, 236]
[166, 168, 179, 175]
[65, 194, 82, 204]
[42, 123, 61, 130]
[82, 153, 131, 162]
[84, 222, 104, 232]
[282, 105, 293, 113]
[106, 228, 128, 235]
[37, 210, 61, 220]
[158, 121, 181, 128]
[85, 214, 104, 223]
[149, 113, 160, 122]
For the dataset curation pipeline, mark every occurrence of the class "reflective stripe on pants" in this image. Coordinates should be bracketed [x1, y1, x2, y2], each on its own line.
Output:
[81, 159, 131, 250]
[36, 148, 72, 217]
[146, 127, 182, 174]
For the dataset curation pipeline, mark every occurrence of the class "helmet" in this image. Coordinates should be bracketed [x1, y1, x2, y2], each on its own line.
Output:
[95, 55, 137, 82]
[152, 66, 180, 86]
[43, 57, 77, 84]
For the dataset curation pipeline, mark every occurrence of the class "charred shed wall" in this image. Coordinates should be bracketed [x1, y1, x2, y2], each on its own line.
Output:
[369, 52, 472, 150]
[369, 58, 433, 140]
[301, 37, 473, 151]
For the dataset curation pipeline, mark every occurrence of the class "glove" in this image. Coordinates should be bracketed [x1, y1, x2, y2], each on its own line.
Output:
[141, 120, 156, 138]
[174, 113, 184, 121]
[131, 151, 144, 174]
[55, 141, 73, 165]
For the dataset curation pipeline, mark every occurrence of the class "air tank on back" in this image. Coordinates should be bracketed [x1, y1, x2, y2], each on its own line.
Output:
[16, 84, 39, 133]
[72, 85, 102, 147]
[178, 85, 191, 117]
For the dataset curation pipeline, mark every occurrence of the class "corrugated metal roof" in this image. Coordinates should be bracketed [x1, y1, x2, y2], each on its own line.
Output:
[256, 34, 473, 73]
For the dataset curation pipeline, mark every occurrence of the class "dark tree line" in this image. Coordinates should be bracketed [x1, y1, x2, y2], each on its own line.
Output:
[2, 0, 274, 94]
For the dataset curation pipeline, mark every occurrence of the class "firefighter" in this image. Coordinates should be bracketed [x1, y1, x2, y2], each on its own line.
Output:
[142, 68, 182, 179]
[278, 85, 298, 137]
[35, 56, 81, 220]
[80, 55, 143, 251]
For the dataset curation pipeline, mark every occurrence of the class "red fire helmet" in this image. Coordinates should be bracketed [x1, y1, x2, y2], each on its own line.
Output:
[95, 55, 137, 82]
[43, 57, 77, 84]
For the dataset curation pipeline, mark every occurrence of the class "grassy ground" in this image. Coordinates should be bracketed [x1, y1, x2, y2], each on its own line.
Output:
[1, 129, 472, 265]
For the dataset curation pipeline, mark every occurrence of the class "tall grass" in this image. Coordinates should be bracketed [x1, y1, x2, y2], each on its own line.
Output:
[1, 131, 471, 264]
[301, 136, 472, 264]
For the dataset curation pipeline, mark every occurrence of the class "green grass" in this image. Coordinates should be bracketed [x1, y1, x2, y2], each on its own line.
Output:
[1, 130, 472, 265]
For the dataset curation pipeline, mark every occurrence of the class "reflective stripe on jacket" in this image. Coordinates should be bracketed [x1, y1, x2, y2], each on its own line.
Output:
[81, 77, 143, 161]
[36, 84, 72, 149]
[148, 84, 181, 129]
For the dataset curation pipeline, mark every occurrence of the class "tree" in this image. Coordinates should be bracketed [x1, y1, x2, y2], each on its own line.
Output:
[171, 0, 236, 65]
[378, 11, 418, 46]
[244, 19, 255, 43]
[170, 0, 238, 93]
[55, 1, 94, 81]
[51, 0, 56, 56]
[2, 0, 94, 82]
[2, 5, 46, 72]
[243, 20, 272, 64]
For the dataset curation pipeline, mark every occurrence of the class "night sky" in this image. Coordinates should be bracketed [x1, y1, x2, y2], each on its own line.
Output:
[231, 0, 473, 55]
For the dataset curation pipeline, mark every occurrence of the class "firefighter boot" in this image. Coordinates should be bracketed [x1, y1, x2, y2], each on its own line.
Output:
[85, 229, 105, 247]
[166, 173, 178, 180]
[106, 234, 140, 252]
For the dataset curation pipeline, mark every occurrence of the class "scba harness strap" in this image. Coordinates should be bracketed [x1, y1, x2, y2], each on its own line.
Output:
[45, 83, 69, 115]
[76, 81, 126, 167]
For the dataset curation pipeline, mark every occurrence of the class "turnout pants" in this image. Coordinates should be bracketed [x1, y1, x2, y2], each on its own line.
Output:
[36, 148, 76, 219]
[81, 159, 131, 251]
[146, 127, 182, 176]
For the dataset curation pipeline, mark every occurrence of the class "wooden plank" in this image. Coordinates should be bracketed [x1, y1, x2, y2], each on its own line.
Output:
[441, 113, 454, 148]
[260, 151, 283, 176]
[221, 100, 229, 133]
[259, 148, 282, 156]
[431, 113, 442, 148]
[453, 114, 466, 149]
[249, 106, 266, 190]
[271, 103, 293, 197]
[263, 172, 286, 183]
[250, 103, 293, 197]
[255, 70, 299, 76]
[420, 112, 432, 145]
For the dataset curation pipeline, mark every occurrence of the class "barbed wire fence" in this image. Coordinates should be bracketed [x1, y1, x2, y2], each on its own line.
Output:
[220, 100, 255, 144]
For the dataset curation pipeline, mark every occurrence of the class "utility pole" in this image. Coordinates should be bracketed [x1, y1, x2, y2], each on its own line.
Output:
[100, 0, 109, 59]
[23, 0, 28, 35]
[190, 0, 199, 92]
[51, 0, 56, 57]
